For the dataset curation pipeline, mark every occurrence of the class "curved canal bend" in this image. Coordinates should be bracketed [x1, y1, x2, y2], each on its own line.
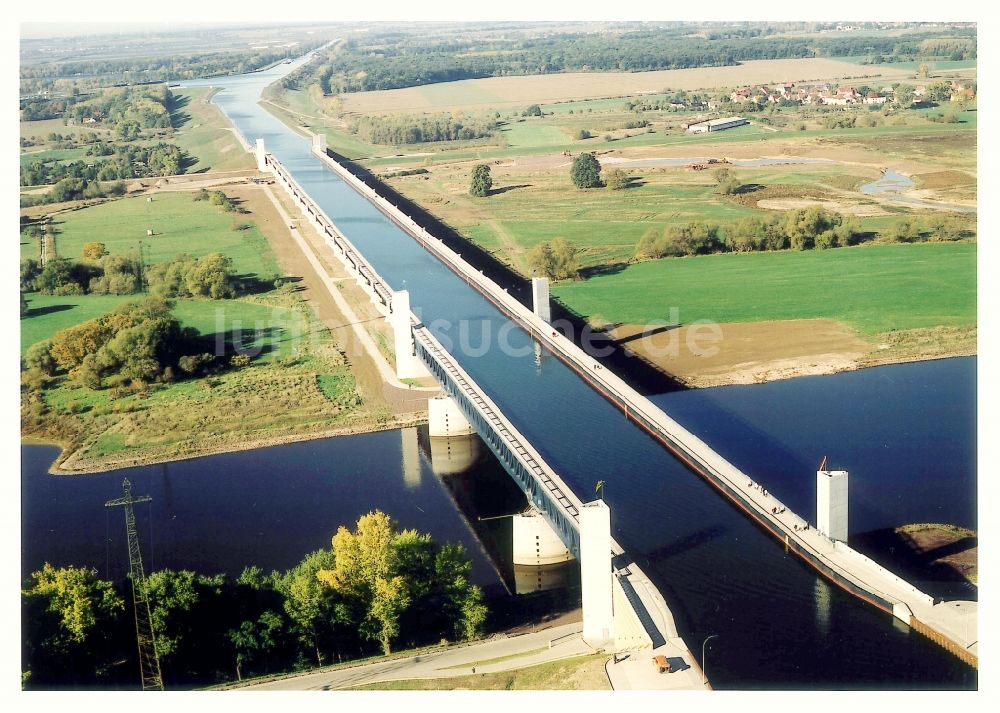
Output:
[184, 58, 975, 688]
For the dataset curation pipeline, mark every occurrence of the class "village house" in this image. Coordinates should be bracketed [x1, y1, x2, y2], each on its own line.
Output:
[730, 87, 753, 103]
[863, 92, 887, 105]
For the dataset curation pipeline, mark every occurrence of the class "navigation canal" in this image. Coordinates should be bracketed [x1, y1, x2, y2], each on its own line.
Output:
[162, 58, 978, 687]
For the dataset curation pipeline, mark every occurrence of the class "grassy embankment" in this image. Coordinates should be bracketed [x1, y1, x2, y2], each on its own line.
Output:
[553, 242, 977, 365]
[20, 192, 396, 471]
[168, 87, 255, 172]
[350, 654, 611, 690]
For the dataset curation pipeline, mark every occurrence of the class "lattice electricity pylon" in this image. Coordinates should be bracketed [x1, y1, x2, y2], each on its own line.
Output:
[106, 478, 164, 691]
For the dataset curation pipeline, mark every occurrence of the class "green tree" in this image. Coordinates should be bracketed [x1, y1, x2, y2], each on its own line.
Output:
[22, 564, 125, 688]
[528, 238, 580, 280]
[886, 218, 922, 243]
[713, 166, 741, 194]
[276, 549, 337, 667]
[25, 340, 56, 376]
[469, 164, 493, 197]
[316, 510, 485, 656]
[228, 611, 282, 681]
[606, 168, 630, 190]
[928, 215, 965, 241]
[570, 152, 602, 188]
[82, 241, 108, 261]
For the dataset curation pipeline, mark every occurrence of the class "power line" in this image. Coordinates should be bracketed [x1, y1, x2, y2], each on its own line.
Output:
[105, 479, 164, 691]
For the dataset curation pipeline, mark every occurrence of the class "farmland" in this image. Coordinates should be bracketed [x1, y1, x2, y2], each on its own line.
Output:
[340, 58, 912, 114]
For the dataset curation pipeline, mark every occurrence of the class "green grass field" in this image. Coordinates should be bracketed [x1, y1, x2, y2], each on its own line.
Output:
[19, 147, 89, 165]
[169, 87, 255, 172]
[388, 164, 918, 268]
[833, 57, 977, 72]
[23, 192, 279, 277]
[552, 242, 976, 334]
[21, 292, 304, 359]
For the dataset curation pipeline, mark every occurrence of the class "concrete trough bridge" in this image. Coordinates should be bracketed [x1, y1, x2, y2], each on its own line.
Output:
[256, 132, 976, 678]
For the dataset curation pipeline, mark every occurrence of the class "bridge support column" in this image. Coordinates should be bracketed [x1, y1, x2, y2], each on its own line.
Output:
[389, 290, 430, 380]
[817, 469, 849, 542]
[428, 395, 475, 437]
[312, 133, 327, 154]
[255, 138, 267, 172]
[512, 509, 573, 566]
[580, 499, 615, 646]
[531, 277, 551, 323]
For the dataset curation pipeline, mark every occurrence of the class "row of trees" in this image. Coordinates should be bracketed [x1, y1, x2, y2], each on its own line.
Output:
[20, 177, 126, 207]
[347, 113, 497, 145]
[20, 143, 186, 186]
[634, 208, 862, 259]
[631, 208, 970, 262]
[312, 27, 974, 94]
[20, 250, 240, 300]
[22, 511, 488, 689]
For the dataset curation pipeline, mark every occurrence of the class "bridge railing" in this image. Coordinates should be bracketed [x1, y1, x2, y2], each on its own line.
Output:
[266, 155, 392, 309]
[412, 322, 582, 557]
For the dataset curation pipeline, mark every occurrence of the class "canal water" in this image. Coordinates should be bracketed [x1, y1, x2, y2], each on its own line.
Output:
[80, 58, 975, 688]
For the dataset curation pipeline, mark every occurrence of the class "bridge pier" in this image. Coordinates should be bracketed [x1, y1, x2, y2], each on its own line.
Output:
[389, 290, 430, 380]
[817, 469, 849, 542]
[428, 395, 475, 437]
[428, 432, 480, 475]
[512, 509, 573, 566]
[531, 277, 552, 323]
[312, 133, 327, 154]
[580, 499, 615, 647]
[255, 138, 267, 172]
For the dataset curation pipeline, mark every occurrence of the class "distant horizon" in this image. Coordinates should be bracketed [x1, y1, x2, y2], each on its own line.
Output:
[20, 21, 314, 40]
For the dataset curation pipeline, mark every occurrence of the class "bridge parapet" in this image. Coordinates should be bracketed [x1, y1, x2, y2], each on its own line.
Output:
[413, 322, 582, 556]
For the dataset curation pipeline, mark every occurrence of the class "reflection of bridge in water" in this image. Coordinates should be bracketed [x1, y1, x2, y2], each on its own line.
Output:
[259, 130, 976, 673]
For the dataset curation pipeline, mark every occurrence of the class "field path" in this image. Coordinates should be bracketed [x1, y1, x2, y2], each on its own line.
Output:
[487, 219, 527, 272]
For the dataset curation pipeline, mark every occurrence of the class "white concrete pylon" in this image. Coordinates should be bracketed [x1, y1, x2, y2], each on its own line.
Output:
[312, 133, 327, 154]
[255, 138, 267, 172]
[580, 499, 615, 646]
[389, 290, 430, 380]
[816, 469, 849, 542]
[531, 277, 552, 323]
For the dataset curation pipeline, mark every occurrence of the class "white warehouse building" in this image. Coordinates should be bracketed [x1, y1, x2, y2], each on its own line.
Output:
[686, 116, 749, 133]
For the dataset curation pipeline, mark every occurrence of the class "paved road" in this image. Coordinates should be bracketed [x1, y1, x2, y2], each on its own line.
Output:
[237, 623, 591, 690]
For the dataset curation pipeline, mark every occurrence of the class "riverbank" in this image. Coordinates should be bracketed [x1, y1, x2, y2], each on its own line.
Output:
[611, 321, 977, 388]
[21, 175, 435, 476]
[43, 412, 426, 475]
[853, 524, 978, 599]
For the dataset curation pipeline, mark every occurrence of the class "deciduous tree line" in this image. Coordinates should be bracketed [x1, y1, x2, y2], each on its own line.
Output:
[22, 511, 488, 689]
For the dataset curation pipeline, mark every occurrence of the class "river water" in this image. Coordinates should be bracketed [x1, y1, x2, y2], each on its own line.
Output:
[21, 428, 523, 596]
[860, 170, 976, 214]
[26, 55, 976, 688]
